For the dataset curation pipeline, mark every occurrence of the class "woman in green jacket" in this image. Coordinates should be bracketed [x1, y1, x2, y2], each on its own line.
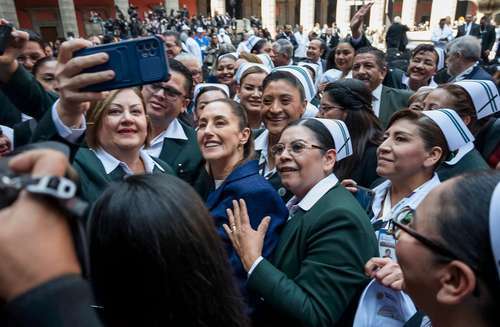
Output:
[71, 87, 173, 203]
[224, 118, 378, 326]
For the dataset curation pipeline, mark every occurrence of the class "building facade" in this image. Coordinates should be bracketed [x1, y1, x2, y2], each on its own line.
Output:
[0, 0, 483, 41]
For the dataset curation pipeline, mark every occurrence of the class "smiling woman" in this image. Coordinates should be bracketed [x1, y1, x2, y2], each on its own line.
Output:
[72, 88, 174, 203]
[196, 98, 288, 305]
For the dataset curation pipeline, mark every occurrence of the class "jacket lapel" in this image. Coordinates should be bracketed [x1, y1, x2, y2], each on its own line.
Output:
[272, 209, 305, 264]
[159, 138, 186, 167]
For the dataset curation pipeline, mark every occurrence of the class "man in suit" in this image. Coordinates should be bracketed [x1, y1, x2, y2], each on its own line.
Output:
[270, 39, 294, 67]
[320, 27, 339, 52]
[446, 35, 494, 82]
[306, 38, 327, 75]
[352, 47, 413, 127]
[385, 16, 409, 52]
[276, 25, 298, 51]
[479, 15, 496, 63]
[456, 14, 481, 38]
[141, 59, 204, 190]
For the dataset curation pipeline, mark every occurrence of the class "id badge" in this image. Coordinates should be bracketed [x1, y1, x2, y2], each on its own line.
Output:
[378, 229, 397, 261]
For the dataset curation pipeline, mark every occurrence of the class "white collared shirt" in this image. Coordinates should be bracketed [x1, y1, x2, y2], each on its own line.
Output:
[445, 142, 474, 166]
[51, 99, 87, 143]
[94, 147, 164, 176]
[254, 129, 276, 178]
[401, 74, 438, 91]
[371, 84, 383, 118]
[287, 173, 339, 213]
[143, 118, 188, 158]
[371, 173, 441, 224]
[248, 173, 339, 277]
[450, 62, 478, 82]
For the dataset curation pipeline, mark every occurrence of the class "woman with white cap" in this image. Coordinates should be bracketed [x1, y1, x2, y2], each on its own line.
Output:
[422, 82, 493, 177]
[388, 170, 500, 327]
[254, 70, 307, 201]
[213, 53, 238, 97]
[235, 63, 270, 129]
[192, 83, 229, 124]
[224, 118, 378, 326]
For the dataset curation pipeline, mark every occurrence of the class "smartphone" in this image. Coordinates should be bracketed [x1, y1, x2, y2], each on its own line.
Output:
[73, 36, 169, 92]
[0, 24, 13, 56]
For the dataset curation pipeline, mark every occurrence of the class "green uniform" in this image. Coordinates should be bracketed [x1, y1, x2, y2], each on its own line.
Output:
[437, 148, 490, 181]
[249, 182, 378, 327]
[156, 120, 208, 195]
[73, 148, 174, 204]
[379, 86, 413, 128]
[0, 65, 57, 126]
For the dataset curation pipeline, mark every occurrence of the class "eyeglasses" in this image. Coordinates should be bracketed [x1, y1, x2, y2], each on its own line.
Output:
[318, 104, 344, 113]
[270, 140, 324, 157]
[388, 213, 461, 261]
[148, 83, 186, 100]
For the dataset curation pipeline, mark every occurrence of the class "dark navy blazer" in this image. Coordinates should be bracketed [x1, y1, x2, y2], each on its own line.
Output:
[206, 160, 288, 291]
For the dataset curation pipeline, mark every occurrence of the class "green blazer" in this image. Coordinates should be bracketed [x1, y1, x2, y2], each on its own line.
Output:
[379, 86, 413, 128]
[73, 148, 174, 204]
[437, 148, 490, 182]
[248, 184, 378, 327]
[0, 65, 57, 127]
[157, 120, 205, 190]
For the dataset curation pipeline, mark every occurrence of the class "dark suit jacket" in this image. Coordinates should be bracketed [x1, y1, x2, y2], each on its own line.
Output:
[462, 64, 494, 82]
[206, 160, 288, 292]
[158, 120, 205, 190]
[0, 275, 102, 327]
[0, 65, 57, 127]
[385, 22, 409, 52]
[248, 183, 378, 327]
[456, 23, 481, 38]
[480, 25, 496, 52]
[379, 86, 413, 127]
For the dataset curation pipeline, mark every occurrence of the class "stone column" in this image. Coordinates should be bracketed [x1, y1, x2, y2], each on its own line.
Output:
[261, 0, 276, 37]
[369, 0, 385, 31]
[300, 0, 315, 32]
[58, 0, 79, 37]
[165, 0, 179, 15]
[401, 0, 417, 27]
[114, 0, 129, 19]
[320, 0, 328, 25]
[0, 0, 19, 27]
[211, 0, 226, 16]
[430, 0, 458, 30]
[335, 0, 351, 35]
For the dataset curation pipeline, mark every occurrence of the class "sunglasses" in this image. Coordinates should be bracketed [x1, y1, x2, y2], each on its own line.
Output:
[270, 140, 324, 157]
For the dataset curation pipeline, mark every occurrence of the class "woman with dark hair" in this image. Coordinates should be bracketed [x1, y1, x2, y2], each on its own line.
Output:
[317, 79, 383, 187]
[254, 70, 307, 201]
[386, 170, 500, 327]
[251, 39, 272, 55]
[196, 98, 288, 297]
[422, 83, 492, 177]
[213, 53, 238, 97]
[32, 56, 57, 93]
[235, 64, 270, 129]
[224, 117, 378, 326]
[325, 41, 355, 77]
[423, 81, 500, 168]
[89, 174, 249, 327]
[192, 83, 229, 123]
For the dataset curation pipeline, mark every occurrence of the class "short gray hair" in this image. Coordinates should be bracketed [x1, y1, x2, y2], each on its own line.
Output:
[272, 39, 294, 59]
[175, 53, 201, 67]
[446, 36, 481, 61]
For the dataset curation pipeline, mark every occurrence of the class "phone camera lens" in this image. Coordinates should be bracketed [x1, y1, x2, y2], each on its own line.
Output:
[144, 43, 151, 50]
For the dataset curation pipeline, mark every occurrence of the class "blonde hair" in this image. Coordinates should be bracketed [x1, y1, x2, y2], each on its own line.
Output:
[86, 87, 152, 149]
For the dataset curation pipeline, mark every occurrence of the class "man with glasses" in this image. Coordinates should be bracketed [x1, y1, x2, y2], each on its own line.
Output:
[141, 59, 204, 193]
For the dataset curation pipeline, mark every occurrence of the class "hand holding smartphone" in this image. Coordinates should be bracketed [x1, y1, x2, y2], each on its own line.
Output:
[73, 36, 169, 92]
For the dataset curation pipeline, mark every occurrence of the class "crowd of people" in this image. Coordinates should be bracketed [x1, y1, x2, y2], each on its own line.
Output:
[0, 2, 500, 327]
